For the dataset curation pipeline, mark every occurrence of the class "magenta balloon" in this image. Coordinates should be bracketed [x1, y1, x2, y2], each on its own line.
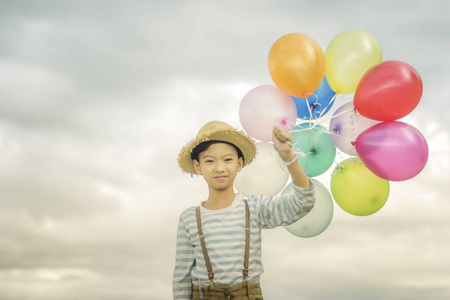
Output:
[239, 85, 297, 141]
[355, 121, 428, 181]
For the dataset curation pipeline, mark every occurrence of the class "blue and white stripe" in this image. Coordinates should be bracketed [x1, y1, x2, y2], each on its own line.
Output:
[173, 181, 315, 300]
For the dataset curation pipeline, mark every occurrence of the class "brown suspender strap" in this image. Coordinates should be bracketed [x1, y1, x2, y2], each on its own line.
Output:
[196, 206, 214, 288]
[243, 200, 250, 280]
[196, 200, 251, 290]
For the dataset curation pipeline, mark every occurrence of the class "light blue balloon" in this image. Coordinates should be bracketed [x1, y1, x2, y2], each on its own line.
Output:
[292, 76, 336, 120]
[283, 179, 334, 238]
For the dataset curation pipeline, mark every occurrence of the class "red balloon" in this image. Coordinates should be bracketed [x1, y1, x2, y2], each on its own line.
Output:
[354, 60, 423, 121]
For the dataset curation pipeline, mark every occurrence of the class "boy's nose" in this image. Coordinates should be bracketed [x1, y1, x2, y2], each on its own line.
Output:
[215, 162, 225, 171]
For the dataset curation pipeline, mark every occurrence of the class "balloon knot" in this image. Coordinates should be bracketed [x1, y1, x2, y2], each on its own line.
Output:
[281, 118, 288, 126]
[351, 141, 356, 146]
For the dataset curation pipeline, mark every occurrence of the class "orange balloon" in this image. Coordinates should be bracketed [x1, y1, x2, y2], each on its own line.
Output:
[268, 33, 325, 98]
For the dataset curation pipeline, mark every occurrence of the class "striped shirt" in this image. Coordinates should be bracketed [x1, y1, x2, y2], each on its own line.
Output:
[173, 182, 315, 299]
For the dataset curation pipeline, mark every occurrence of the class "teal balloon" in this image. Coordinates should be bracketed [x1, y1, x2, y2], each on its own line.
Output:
[292, 123, 336, 177]
[283, 180, 333, 238]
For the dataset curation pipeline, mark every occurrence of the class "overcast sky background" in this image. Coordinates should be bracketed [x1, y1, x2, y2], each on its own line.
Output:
[0, 1, 449, 299]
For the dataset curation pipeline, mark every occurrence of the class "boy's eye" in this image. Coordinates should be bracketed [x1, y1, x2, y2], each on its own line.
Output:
[205, 159, 213, 163]
[225, 158, 233, 162]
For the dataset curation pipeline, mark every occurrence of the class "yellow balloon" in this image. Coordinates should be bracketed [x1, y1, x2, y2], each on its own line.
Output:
[325, 30, 382, 94]
[268, 33, 325, 98]
[330, 157, 389, 216]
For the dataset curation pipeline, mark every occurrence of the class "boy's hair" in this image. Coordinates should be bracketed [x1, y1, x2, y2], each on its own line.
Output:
[191, 141, 244, 163]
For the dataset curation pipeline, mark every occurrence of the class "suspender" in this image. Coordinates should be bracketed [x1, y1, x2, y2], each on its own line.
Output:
[195, 206, 214, 284]
[243, 200, 250, 279]
[196, 200, 250, 290]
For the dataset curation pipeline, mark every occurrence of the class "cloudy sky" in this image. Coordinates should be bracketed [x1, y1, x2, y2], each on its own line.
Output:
[1, 1, 449, 299]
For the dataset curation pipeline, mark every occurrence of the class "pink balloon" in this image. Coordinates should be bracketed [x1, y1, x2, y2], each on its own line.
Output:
[239, 85, 297, 141]
[355, 121, 428, 181]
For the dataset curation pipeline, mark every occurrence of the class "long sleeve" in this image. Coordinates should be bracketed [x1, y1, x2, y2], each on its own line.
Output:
[173, 216, 195, 300]
[253, 180, 315, 229]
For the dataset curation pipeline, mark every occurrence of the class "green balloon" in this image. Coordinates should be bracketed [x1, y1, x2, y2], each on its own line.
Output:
[331, 157, 390, 216]
[292, 123, 336, 177]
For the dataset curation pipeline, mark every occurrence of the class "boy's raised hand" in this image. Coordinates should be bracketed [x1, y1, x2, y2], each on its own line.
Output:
[272, 126, 310, 188]
[272, 126, 295, 162]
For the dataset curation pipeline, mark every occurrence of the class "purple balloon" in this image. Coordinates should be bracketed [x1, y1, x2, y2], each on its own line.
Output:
[329, 102, 380, 156]
[355, 121, 428, 181]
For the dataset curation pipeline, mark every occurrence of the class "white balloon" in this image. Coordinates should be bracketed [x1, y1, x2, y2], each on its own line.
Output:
[284, 179, 333, 238]
[329, 102, 380, 155]
[234, 142, 289, 196]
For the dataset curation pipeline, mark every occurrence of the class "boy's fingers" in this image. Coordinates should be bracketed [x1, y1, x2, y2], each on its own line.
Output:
[273, 126, 293, 145]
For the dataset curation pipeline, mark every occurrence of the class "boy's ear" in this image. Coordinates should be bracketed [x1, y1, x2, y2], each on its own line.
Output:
[193, 159, 202, 175]
[237, 157, 244, 172]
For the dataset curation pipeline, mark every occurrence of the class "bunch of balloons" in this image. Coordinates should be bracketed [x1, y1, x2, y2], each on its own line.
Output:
[235, 29, 429, 238]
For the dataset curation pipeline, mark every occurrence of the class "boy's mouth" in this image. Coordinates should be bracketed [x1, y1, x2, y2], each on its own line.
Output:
[214, 176, 227, 180]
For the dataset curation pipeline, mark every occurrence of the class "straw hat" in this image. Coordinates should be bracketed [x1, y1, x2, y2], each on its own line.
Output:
[178, 121, 257, 174]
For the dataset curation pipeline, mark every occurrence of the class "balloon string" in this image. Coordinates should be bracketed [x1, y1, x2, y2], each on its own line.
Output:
[285, 120, 314, 159]
[284, 119, 297, 130]
[306, 125, 349, 176]
[349, 106, 362, 133]
[314, 134, 341, 167]
[331, 163, 344, 176]
[300, 92, 319, 128]
[316, 92, 338, 119]
[303, 96, 314, 129]
[289, 126, 312, 134]
[286, 94, 356, 176]
[312, 106, 355, 127]
[305, 132, 310, 173]
[290, 134, 314, 159]
[318, 127, 354, 142]
[287, 122, 351, 177]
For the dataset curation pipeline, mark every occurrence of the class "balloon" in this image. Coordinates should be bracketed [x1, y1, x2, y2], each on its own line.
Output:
[239, 85, 297, 142]
[355, 121, 428, 181]
[234, 142, 289, 196]
[329, 102, 380, 156]
[330, 157, 390, 216]
[354, 60, 423, 121]
[292, 76, 336, 120]
[325, 29, 382, 94]
[268, 33, 325, 98]
[283, 180, 333, 238]
[291, 123, 336, 177]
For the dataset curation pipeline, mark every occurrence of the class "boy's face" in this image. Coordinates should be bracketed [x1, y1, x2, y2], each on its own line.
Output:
[193, 143, 243, 192]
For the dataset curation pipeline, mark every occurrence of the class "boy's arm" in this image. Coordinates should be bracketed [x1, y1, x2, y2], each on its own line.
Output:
[248, 126, 315, 230]
[252, 183, 315, 229]
[173, 216, 195, 300]
[272, 126, 310, 188]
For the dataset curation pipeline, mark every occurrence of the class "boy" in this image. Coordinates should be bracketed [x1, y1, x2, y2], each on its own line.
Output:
[174, 121, 315, 299]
